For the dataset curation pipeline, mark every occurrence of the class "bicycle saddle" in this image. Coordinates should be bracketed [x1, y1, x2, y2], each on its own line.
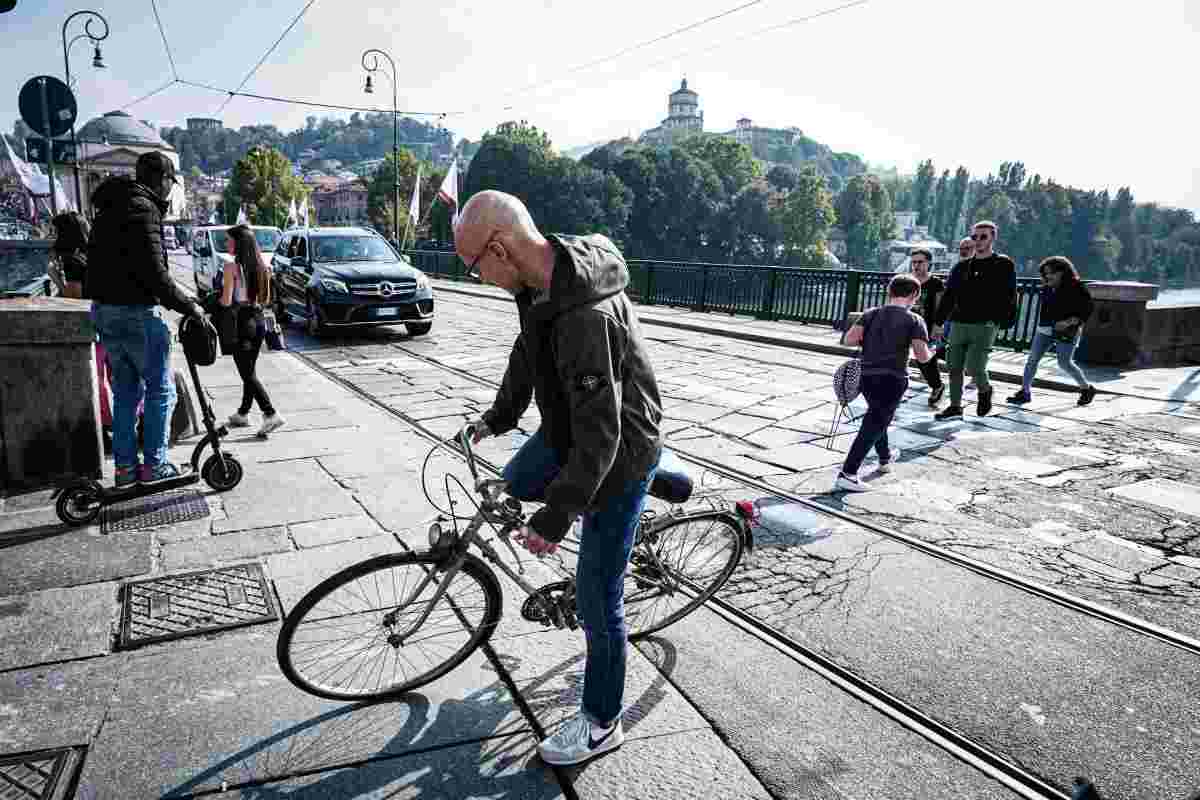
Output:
[649, 448, 692, 504]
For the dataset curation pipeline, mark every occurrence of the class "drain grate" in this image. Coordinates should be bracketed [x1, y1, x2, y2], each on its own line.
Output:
[0, 747, 84, 800]
[118, 563, 278, 650]
[101, 489, 210, 534]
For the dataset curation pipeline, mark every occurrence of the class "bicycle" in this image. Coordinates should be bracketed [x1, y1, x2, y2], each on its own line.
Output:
[276, 425, 756, 701]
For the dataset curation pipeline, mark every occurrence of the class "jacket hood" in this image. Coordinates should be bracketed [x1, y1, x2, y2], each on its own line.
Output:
[91, 175, 168, 216]
[536, 234, 628, 318]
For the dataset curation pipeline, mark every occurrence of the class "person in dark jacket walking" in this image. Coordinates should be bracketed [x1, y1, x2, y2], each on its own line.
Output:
[456, 190, 662, 767]
[932, 220, 1017, 420]
[88, 152, 206, 489]
[1007, 256, 1096, 406]
[907, 248, 946, 406]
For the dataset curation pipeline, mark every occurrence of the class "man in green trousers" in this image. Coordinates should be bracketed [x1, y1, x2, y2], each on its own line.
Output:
[932, 220, 1017, 420]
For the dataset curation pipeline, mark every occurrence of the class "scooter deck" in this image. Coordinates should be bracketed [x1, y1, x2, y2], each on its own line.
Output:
[100, 471, 200, 502]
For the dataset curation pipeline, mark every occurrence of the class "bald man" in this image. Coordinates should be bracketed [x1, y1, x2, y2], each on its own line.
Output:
[457, 190, 663, 766]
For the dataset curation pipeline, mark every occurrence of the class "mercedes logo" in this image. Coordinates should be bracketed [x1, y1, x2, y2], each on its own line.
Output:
[379, 282, 393, 297]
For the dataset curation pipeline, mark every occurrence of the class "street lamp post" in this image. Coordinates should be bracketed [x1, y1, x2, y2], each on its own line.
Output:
[62, 9, 109, 214]
[361, 48, 399, 247]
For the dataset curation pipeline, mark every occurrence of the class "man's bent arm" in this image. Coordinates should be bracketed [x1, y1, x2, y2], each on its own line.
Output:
[482, 336, 534, 435]
[532, 313, 624, 543]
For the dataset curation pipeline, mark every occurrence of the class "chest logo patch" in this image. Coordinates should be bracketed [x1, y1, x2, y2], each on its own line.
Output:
[577, 374, 603, 391]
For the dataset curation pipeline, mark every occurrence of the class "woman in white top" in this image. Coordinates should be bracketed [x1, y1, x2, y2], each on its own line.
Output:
[220, 224, 284, 436]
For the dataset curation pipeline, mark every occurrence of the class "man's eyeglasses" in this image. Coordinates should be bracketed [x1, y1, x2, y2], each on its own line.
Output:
[465, 231, 499, 281]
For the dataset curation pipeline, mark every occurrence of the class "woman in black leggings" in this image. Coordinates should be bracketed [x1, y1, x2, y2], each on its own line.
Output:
[220, 224, 284, 437]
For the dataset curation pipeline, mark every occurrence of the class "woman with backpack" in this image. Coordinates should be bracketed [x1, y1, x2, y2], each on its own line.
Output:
[1006, 256, 1097, 407]
[220, 224, 284, 437]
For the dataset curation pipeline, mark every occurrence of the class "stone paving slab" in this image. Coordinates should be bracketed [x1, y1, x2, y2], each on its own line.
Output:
[74, 627, 529, 799]
[0, 656, 122, 753]
[214, 460, 362, 533]
[212, 732, 563, 799]
[634, 609, 1017, 800]
[1108, 477, 1200, 517]
[288, 514, 387, 549]
[749, 442, 846, 472]
[0, 581, 116, 670]
[160, 526, 292, 571]
[0, 528, 151, 598]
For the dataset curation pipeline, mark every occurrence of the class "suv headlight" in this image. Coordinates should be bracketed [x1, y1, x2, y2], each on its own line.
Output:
[320, 278, 348, 294]
[414, 271, 430, 292]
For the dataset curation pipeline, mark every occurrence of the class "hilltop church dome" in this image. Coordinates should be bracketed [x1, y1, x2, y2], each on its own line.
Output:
[77, 110, 172, 149]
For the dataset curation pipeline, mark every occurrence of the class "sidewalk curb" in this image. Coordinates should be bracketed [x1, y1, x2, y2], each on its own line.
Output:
[431, 282, 1088, 396]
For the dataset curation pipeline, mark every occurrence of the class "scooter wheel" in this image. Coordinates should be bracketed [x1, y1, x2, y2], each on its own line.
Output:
[202, 453, 244, 492]
[57, 482, 103, 526]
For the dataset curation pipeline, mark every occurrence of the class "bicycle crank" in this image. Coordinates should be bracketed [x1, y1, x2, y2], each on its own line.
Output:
[521, 581, 579, 629]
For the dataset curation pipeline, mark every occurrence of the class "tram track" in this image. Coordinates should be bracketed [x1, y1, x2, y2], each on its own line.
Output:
[289, 346, 1075, 800]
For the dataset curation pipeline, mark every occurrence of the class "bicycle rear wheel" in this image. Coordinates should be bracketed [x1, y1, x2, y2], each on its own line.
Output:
[277, 551, 502, 701]
[625, 509, 744, 640]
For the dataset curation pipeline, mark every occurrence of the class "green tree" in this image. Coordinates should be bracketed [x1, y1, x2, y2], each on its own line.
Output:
[911, 159, 936, 225]
[946, 167, 971, 243]
[364, 148, 421, 237]
[774, 167, 835, 265]
[679, 134, 760, 196]
[225, 146, 307, 227]
[930, 169, 951, 242]
[766, 165, 799, 191]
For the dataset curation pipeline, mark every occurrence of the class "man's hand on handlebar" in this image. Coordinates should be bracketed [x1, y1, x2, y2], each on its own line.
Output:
[465, 421, 491, 445]
[515, 525, 558, 556]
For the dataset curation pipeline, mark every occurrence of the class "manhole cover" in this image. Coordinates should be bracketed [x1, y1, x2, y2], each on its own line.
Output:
[101, 489, 210, 534]
[0, 747, 84, 800]
[118, 564, 278, 650]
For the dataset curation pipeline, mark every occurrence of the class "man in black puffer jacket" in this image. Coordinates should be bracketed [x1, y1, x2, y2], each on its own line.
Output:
[89, 151, 205, 489]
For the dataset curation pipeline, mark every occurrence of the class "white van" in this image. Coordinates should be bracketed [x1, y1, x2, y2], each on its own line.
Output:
[191, 225, 283, 297]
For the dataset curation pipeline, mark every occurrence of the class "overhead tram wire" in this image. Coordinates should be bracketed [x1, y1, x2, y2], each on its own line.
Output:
[479, 0, 774, 112]
[216, 0, 321, 114]
[469, 0, 870, 118]
[121, 78, 179, 110]
[178, 79, 457, 117]
[149, 0, 179, 80]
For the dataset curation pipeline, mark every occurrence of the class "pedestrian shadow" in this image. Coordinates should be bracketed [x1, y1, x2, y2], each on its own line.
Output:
[153, 680, 558, 799]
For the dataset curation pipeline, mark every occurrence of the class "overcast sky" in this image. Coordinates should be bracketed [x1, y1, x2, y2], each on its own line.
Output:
[3, 0, 1197, 213]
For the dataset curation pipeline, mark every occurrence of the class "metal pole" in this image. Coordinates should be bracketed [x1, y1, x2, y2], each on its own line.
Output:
[61, 11, 109, 214]
[38, 78, 59, 217]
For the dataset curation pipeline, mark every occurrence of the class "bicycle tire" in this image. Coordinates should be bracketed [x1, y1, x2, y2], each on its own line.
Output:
[277, 551, 502, 701]
[626, 509, 744, 640]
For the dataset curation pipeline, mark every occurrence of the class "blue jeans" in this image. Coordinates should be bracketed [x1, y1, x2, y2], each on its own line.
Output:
[1021, 331, 1089, 392]
[503, 429, 659, 727]
[842, 373, 907, 476]
[92, 304, 175, 471]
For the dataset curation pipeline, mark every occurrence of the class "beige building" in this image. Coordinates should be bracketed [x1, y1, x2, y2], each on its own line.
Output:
[73, 110, 186, 220]
[313, 181, 368, 226]
[639, 78, 705, 147]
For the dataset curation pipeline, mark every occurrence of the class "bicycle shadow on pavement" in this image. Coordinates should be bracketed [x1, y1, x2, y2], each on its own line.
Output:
[155, 680, 559, 799]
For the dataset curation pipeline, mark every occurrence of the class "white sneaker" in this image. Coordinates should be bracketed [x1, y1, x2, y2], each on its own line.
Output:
[227, 412, 250, 428]
[877, 448, 902, 473]
[257, 414, 285, 437]
[537, 712, 624, 766]
[835, 472, 869, 493]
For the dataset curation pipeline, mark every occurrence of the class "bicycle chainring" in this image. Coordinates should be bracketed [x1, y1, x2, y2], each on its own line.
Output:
[521, 581, 578, 629]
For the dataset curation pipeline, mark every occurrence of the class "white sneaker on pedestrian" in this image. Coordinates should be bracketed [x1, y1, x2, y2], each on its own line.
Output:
[835, 472, 869, 492]
[537, 712, 624, 766]
[876, 448, 902, 473]
[227, 412, 250, 428]
[257, 414, 285, 437]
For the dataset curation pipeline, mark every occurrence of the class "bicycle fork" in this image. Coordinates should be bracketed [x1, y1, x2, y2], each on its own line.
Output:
[380, 553, 469, 647]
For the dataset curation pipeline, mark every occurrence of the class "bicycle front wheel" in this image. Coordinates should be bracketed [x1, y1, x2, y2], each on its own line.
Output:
[277, 551, 502, 701]
[625, 509, 744, 640]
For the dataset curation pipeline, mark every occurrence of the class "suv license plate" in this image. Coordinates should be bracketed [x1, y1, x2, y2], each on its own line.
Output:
[374, 307, 399, 317]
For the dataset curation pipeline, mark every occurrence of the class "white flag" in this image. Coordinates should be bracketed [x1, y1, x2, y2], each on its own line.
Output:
[408, 164, 421, 226]
[287, 197, 298, 226]
[209, 209, 218, 224]
[1, 134, 74, 212]
[236, 206, 248, 224]
[437, 160, 458, 225]
[299, 196, 309, 228]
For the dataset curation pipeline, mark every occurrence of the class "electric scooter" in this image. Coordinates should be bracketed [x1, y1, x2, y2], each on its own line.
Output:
[55, 317, 245, 526]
